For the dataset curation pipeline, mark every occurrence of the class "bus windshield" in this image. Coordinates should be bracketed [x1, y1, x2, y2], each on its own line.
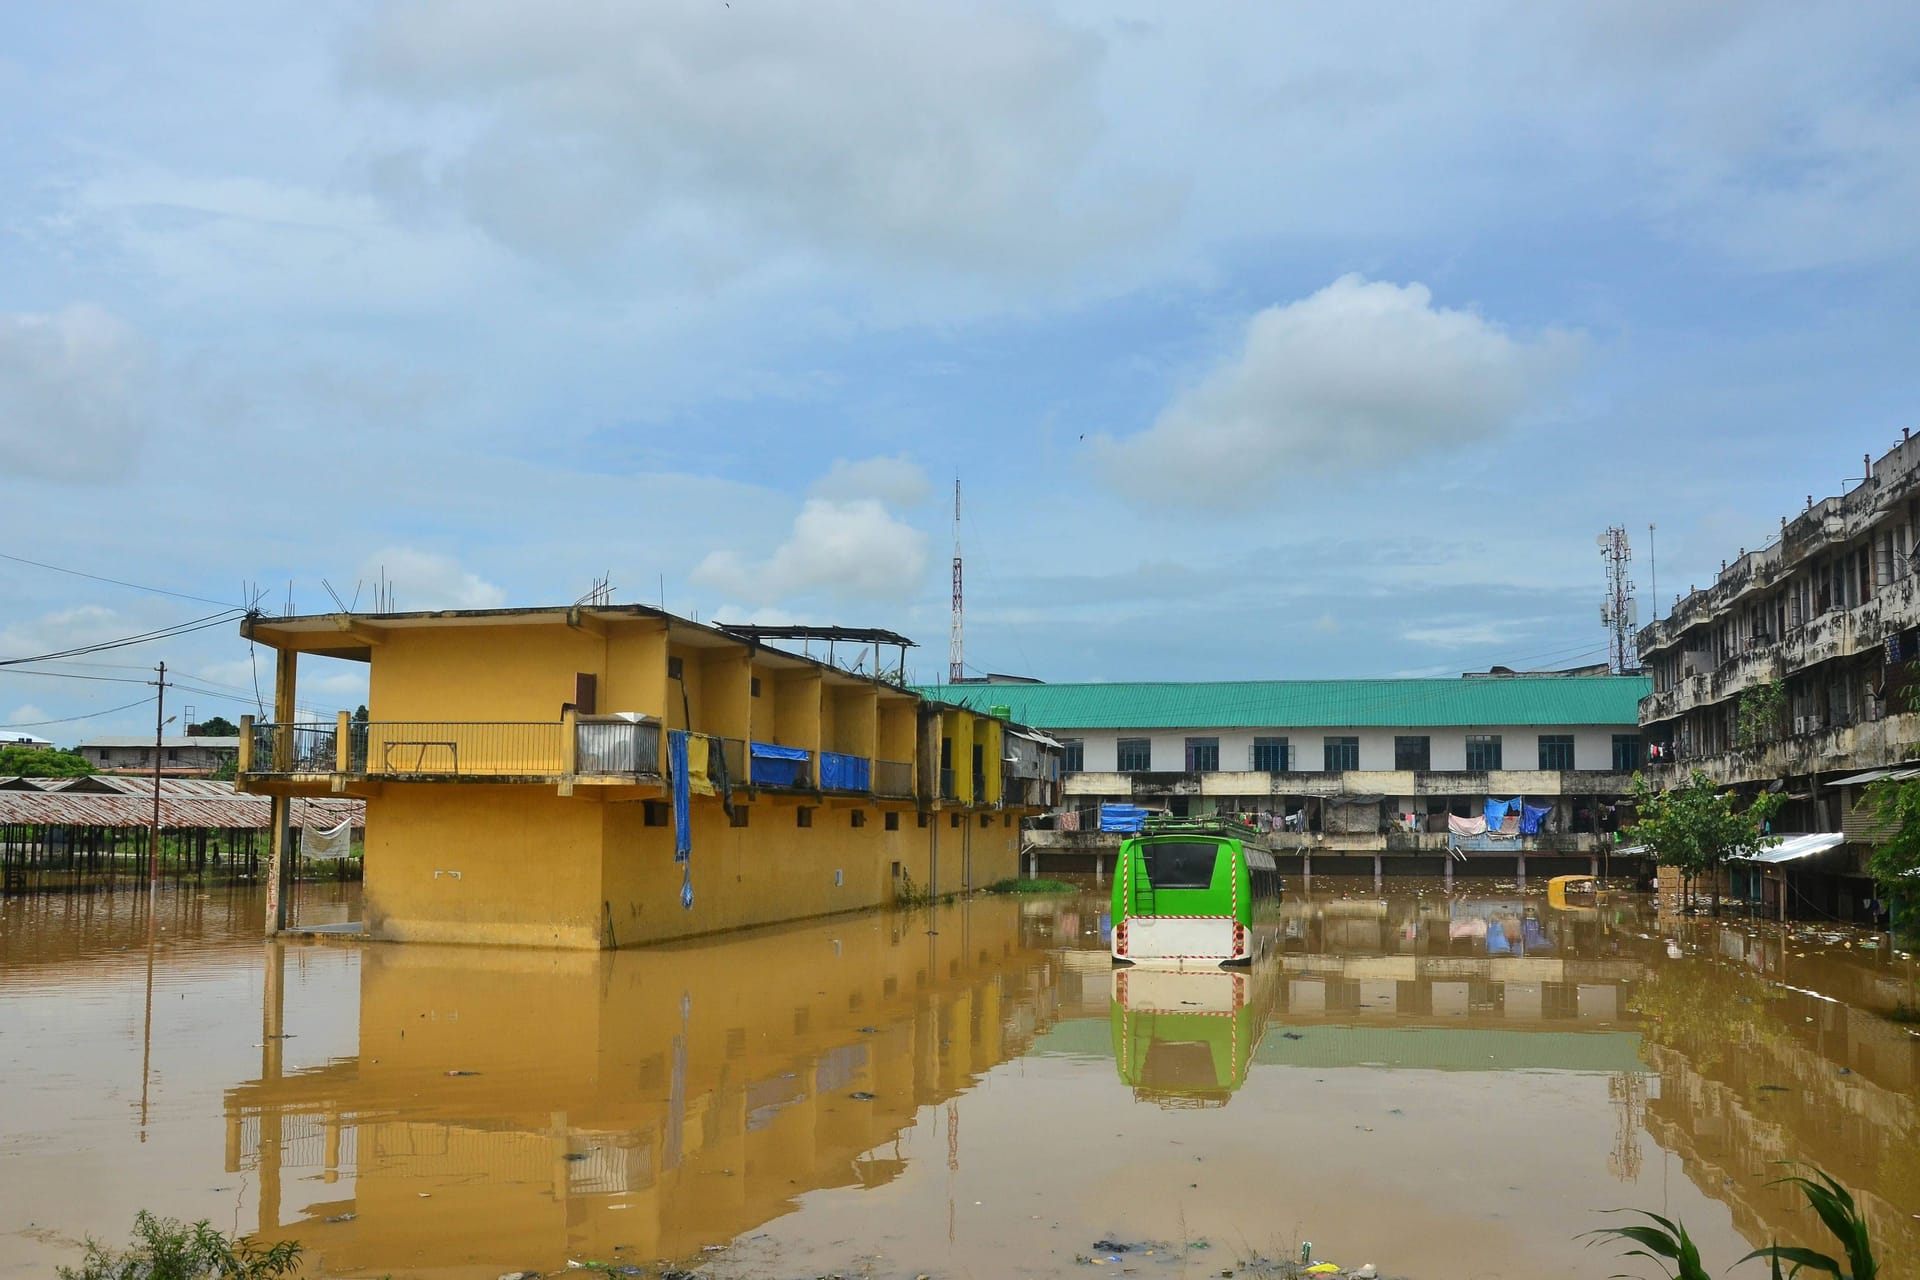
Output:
[1141, 840, 1222, 889]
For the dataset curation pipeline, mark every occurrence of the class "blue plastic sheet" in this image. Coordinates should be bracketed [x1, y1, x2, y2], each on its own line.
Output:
[1520, 803, 1553, 835]
[668, 730, 692, 863]
[1484, 796, 1521, 828]
[819, 750, 871, 792]
[750, 741, 810, 788]
[1099, 803, 1149, 833]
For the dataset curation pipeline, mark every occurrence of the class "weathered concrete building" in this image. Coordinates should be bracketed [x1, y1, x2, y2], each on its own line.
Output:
[1637, 430, 1920, 918]
[75, 734, 239, 776]
[236, 606, 1057, 948]
[916, 676, 1649, 875]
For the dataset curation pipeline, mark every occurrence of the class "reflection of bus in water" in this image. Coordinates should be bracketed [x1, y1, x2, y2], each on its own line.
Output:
[1110, 817, 1284, 968]
[1109, 961, 1280, 1107]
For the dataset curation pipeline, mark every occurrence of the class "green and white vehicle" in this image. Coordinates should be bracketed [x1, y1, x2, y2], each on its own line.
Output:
[1110, 816, 1284, 968]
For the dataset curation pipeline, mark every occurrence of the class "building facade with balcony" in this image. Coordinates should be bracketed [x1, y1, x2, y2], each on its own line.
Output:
[915, 676, 1648, 867]
[236, 606, 1055, 949]
[1635, 430, 1920, 919]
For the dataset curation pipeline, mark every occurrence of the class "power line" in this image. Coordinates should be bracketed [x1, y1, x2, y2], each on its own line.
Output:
[1, 696, 155, 729]
[0, 551, 239, 608]
[0, 610, 243, 668]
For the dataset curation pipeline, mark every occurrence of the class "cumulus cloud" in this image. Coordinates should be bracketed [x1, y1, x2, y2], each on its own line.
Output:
[0, 306, 144, 483]
[360, 548, 507, 611]
[344, 0, 1170, 274]
[692, 498, 929, 606]
[810, 455, 931, 508]
[1097, 276, 1579, 501]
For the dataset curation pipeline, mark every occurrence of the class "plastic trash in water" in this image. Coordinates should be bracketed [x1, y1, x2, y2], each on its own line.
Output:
[1303, 1265, 1341, 1276]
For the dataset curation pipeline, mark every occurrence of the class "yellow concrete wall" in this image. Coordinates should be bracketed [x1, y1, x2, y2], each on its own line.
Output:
[700, 650, 752, 741]
[771, 671, 820, 751]
[600, 796, 960, 943]
[663, 642, 708, 732]
[876, 695, 916, 769]
[370, 624, 602, 722]
[825, 682, 875, 756]
[363, 786, 605, 948]
[976, 716, 1004, 806]
[601, 618, 668, 719]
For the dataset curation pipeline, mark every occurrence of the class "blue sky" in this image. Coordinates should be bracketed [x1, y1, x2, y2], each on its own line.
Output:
[3, 1, 1918, 742]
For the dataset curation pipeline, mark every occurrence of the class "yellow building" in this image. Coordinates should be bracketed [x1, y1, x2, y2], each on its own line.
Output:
[235, 607, 1060, 948]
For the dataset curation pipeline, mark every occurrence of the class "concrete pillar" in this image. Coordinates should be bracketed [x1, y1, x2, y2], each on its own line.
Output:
[1516, 851, 1526, 892]
[1373, 852, 1382, 889]
[1443, 852, 1453, 890]
[1589, 854, 1600, 877]
[264, 649, 297, 936]
[258, 942, 286, 1233]
[1095, 852, 1103, 887]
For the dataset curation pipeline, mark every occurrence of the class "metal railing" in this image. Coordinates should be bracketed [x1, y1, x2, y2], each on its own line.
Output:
[939, 768, 957, 801]
[873, 759, 914, 797]
[248, 722, 338, 775]
[357, 722, 565, 777]
[576, 717, 662, 775]
[712, 736, 747, 787]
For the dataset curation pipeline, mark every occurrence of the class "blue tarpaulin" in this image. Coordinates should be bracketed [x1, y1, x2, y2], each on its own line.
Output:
[1100, 803, 1149, 833]
[750, 741, 810, 788]
[668, 730, 692, 863]
[1520, 803, 1553, 835]
[819, 750, 870, 792]
[1485, 796, 1520, 828]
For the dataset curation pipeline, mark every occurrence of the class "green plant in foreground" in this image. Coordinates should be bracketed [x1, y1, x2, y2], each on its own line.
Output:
[59, 1210, 301, 1280]
[1587, 1166, 1875, 1279]
[985, 877, 1078, 894]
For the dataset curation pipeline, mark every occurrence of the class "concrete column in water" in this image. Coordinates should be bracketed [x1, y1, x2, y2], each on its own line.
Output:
[258, 941, 286, 1234]
[264, 648, 297, 936]
[1516, 851, 1527, 891]
[1373, 852, 1382, 889]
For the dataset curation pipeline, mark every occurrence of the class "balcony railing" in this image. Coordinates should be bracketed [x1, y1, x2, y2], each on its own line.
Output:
[873, 759, 914, 797]
[939, 768, 957, 801]
[248, 722, 338, 776]
[355, 721, 565, 777]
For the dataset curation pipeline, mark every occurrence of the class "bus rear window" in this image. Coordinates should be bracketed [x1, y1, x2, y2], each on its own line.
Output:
[1142, 841, 1221, 889]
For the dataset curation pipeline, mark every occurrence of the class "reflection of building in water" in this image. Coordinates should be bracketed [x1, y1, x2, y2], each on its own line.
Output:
[226, 903, 1062, 1275]
[1632, 931, 1920, 1264]
[1109, 962, 1281, 1107]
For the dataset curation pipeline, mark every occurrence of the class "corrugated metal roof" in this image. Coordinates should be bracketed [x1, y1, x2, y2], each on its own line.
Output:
[77, 736, 240, 749]
[912, 677, 1651, 730]
[0, 790, 361, 829]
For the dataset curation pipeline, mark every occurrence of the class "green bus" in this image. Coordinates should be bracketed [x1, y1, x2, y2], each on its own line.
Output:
[1110, 961, 1280, 1106]
[1110, 816, 1284, 968]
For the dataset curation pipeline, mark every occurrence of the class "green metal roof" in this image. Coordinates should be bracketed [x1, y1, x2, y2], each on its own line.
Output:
[912, 677, 1650, 730]
[1030, 1018, 1645, 1073]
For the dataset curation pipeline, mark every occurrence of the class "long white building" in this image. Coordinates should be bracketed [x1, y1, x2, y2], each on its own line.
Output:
[916, 675, 1649, 859]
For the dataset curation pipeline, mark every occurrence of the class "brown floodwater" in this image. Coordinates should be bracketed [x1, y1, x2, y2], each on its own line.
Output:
[1, 878, 1915, 1279]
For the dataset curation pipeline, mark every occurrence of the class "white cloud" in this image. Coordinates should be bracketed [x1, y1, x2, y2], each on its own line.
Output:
[1097, 276, 1579, 502]
[344, 0, 1170, 276]
[0, 306, 144, 483]
[360, 548, 507, 611]
[0, 605, 127, 662]
[810, 455, 931, 508]
[692, 498, 929, 606]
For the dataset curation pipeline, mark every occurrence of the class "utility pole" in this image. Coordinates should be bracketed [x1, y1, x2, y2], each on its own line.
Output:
[149, 662, 167, 892]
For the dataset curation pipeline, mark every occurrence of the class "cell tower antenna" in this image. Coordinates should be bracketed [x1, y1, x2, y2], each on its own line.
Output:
[1599, 526, 1637, 673]
[949, 477, 964, 683]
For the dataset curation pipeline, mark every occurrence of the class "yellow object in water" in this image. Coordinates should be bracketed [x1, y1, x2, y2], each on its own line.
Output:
[1304, 1265, 1341, 1275]
[685, 734, 715, 796]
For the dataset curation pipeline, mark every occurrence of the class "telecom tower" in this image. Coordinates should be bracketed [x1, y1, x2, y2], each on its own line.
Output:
[949, 478, 964, 683]
[1599, 526, 1637, 673]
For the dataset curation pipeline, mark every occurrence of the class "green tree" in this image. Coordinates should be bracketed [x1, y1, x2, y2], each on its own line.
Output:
[0, 745, 95, 777]
[352, 704, 369, 722]
[1736, 680, 1785, 751]
[1627, 769, 1782, 915]
[188, 715, 239, 737]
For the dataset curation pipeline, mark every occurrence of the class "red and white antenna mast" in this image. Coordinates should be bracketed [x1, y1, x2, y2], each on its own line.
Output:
[949, 477, 964, 683]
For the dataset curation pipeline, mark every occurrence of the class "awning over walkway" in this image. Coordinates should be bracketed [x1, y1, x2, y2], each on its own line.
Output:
[1825, 767, 1920, 789]
[1735, 832, 1846, 865]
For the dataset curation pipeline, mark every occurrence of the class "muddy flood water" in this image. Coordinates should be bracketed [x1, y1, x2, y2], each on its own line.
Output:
[1, 879, 1916, 1280]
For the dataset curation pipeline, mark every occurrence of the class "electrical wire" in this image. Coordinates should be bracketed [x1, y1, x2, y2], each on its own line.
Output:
[0, 551, 239, 608]
[1, 696, 155, 729]
[0, 610, 244, 668]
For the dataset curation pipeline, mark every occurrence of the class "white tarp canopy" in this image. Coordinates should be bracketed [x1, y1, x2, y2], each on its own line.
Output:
[1735, 832, 1845, 865]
